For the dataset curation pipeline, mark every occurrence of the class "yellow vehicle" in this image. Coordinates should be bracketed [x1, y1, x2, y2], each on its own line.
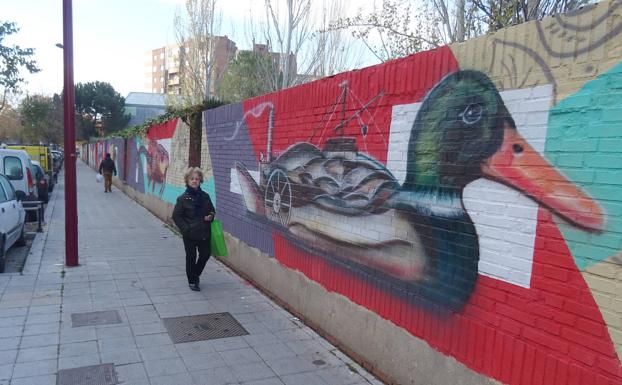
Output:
[6, 145, 52, 174]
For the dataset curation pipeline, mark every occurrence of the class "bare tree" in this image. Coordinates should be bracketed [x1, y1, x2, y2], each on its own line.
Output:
[304, 0, 366, 79]
[173, 0, 221, 106]
[244, 0, 314, 90]
[327, 0, 441, 62]
[329, 0, 591, 62]
[470, 0, 591, 32]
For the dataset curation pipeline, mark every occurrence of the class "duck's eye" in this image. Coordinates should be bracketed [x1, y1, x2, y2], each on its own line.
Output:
[512, 144, 524, 153]
[459, 103, 484, 125]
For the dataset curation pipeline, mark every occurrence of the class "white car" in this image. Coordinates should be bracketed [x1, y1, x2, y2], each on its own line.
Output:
[0, 149, 38, 201]
[0, 173, 26, 272]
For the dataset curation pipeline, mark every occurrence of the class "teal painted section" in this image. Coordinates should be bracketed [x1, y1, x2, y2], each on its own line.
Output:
[546, 61, 622, 270]
[134, 136, 217, 207]
[155, 177, 216, 206]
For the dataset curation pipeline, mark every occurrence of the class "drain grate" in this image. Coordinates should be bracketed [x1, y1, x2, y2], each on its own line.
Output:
[71, 310, 122, 327]
[163, 312, 248, 343]
[57, 363, 118, 385]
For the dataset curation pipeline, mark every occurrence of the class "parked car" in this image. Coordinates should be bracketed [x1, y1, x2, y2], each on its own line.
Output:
[50, 150, 63, 182]
[31, 161, 49, 203]
[6, 145, 54, 191]
[0, 149, 38, 201]
[0, 173, 26, 272]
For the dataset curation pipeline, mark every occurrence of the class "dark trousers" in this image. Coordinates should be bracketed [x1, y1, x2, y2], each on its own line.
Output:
[183, 237, 211, 284]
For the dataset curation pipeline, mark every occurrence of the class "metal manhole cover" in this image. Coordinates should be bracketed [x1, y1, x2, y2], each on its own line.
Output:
[71, 310, 122, 327]
[163, 312, 248, 343]
[57, 363, 118, 385]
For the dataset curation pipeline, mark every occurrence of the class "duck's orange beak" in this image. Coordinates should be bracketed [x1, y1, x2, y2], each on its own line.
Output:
[481, 124, 604, 232]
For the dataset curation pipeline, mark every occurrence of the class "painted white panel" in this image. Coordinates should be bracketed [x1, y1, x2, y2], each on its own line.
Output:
[230, 168, 260, 195]
[387, 85, 553, 288]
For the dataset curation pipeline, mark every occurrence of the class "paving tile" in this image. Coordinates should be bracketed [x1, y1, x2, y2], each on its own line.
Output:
[114, 362, 148, 383]
[144, 357, 187, 377]
[175, 341, 217, 356]
[190, 366, 238, 385]
[243, 332, 281, 347]
[57, 354, 101, 370]
[59, 328, 97, 344]
[19, 333, 58, 348]
[252, 342, 296, 361]
[241, 378, 286, 385]
[130, 321, 167, 336]
[16, 346, 57, 362]
[207, 335, 250, 352]
[8, 374, 56, 385]
[232, 361, 278, 383]
[265, 356, 319, 376]
[22, 322, 59, 336]
[0, 337, 19, 352]
[59, 340, 98, 357]
[12, 359, 56, 378]
[181, 351, 226, 371]
[0, 326, 23, 339]
[218, 347, 262, 366]
[0, 316, 26, 327]
[0, 350, 16, 365]
[281, 371, 329, 385]
[25, 313, 60, 326]
[95, 325, 133, 339]
[316, 366, 368, 385]
[139, 345, 180, 361]
[0, 364, 12, 380]
[100, 348, 142, 365]
[150, 372, 194, 385]
[135, 332, 173, 347]
[0, 308, 27, 318]
[98, 336, 137, 352]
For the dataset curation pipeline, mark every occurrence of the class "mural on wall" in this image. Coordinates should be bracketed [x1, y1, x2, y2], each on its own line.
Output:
[138, 137, 170, 196]
[234, 70, 604, 311]
[132, 119, 179, 203]
[206, 3, 622, 382]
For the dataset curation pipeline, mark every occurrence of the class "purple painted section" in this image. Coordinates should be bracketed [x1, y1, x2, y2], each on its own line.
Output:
[126, 137, 145, 194]
[204, 103, 275, 256]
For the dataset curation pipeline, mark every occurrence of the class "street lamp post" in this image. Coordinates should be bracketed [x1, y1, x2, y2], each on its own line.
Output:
[62, 0, 78, 266]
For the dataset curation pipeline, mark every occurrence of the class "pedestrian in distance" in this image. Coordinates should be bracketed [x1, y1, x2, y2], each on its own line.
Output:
[172, 167, 215, 291]
[98, 153, 117, 193]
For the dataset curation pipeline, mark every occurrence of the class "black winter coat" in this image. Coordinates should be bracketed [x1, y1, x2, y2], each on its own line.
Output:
[172, 189, 215, 240]
[99, 157, 117, 174]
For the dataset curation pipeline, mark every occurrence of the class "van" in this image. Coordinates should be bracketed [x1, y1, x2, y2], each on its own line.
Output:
[0, 149, 38, 201]
[7, 145, 54, 190]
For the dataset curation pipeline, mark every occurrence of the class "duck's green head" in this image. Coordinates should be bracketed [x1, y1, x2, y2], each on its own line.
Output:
[403, 70, 508, 190]
[401, 70, 604, 231]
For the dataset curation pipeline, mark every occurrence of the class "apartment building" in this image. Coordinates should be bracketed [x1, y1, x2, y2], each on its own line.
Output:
[144, 36, 237, 96]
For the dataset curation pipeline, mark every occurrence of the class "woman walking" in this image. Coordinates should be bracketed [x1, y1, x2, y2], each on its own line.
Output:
[172, 167, 215, 291]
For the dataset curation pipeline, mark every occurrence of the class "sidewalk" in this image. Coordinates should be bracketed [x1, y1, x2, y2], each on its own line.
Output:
[0, 161, 383, 385]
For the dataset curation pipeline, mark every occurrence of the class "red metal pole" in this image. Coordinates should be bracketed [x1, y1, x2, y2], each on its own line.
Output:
[62, 0, 78, 266]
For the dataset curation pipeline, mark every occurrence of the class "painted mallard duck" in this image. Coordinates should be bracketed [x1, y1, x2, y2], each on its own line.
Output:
[235, 70, 603, 310]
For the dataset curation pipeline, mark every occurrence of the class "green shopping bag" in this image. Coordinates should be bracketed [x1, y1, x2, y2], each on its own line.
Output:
[210, 219, 228, 257]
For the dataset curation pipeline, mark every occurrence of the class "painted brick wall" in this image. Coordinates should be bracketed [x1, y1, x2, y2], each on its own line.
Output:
[203, 2, 622, 384]
[83, 2, 622, 384]
[167, 118, 191, 188]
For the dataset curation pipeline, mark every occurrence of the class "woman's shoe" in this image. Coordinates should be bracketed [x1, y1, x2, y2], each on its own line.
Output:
[189, 283, 200, 291]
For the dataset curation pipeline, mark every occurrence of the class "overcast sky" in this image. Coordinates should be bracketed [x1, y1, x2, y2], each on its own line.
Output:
[3, 0, 379, 98]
